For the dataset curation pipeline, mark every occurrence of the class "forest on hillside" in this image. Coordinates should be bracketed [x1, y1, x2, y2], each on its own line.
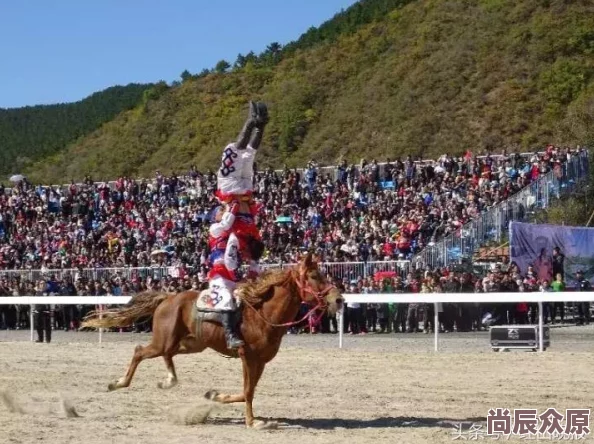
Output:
[0, 83, 152, 178]
[16, 0, 594, 183]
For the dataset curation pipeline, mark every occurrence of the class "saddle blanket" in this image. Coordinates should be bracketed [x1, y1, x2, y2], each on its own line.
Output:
[196, 289, 242, 311]
[194, 290, 242, 348]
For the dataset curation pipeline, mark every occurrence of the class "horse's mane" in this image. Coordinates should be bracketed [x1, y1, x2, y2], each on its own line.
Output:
[237, 268, 294, 306]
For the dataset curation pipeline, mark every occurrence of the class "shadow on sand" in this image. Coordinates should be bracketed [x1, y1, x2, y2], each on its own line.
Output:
[209, 415, 486, 430]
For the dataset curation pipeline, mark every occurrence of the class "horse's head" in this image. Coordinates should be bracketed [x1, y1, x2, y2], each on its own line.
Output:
[296, 253, 343, 316]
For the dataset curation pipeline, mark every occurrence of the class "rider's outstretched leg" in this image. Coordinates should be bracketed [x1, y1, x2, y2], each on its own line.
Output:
[234, 101, 258, 150]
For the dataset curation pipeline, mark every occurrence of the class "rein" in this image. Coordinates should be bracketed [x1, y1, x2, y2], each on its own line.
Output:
[241, 268, 335, 329]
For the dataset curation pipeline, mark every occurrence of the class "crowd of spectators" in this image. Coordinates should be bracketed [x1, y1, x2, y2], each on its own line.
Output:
[0, 145, 582, 273]
[0, 144, 590, 334]
[309, 253, 592, 335]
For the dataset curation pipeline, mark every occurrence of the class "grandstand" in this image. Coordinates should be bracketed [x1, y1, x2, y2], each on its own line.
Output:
[0, 144, 591, 334]
[1, 145, 585, 271]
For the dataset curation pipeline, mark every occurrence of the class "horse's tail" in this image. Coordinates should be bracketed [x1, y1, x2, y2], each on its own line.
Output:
[81, 291, 170, 329]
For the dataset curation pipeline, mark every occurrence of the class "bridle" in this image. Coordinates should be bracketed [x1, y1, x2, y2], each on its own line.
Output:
[242, 266, 337, 328]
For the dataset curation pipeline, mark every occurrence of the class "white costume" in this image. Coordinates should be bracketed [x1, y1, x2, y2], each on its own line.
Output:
[217, 143, 257, 196]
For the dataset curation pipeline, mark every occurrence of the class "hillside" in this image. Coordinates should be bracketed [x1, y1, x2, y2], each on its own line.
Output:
[0, 83, 152, 178]
[26, 0, 594, 183]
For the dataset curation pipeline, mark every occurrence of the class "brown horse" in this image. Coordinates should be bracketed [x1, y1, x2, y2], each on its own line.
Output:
[82, 253, 342, 427]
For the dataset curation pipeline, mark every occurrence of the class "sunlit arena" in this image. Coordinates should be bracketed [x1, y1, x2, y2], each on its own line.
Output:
[1, 327, 594, 443]
[2, 0, 594, 443]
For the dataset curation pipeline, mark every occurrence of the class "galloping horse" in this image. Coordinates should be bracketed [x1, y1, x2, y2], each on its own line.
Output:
[82, 254, 343, 427]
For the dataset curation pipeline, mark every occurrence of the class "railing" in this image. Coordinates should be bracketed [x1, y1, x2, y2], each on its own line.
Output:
[0, 261, 412, 283]
[4, 291, 594, 350]
[412, 151, 591, 270]
[0, 266, 185, 283]
[258, 260, 411, 281]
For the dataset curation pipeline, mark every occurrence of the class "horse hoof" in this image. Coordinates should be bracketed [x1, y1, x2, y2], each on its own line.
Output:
[252, 420, 278, 430]
[204, 390, 219, 401]
[107, 382, 117, 391]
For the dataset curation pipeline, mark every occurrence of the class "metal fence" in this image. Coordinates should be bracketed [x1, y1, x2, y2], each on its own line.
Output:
[0, 267, 179, 283]
[412, 151, 591, 270]
[0, 261, 412, 284]
[260, 260, 411, 281]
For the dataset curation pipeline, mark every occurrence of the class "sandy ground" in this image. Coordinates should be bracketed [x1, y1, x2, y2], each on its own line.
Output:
[1, 327, 593, 444]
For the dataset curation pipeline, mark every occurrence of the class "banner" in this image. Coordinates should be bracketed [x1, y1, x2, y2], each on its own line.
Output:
[509, 222, 594, 286]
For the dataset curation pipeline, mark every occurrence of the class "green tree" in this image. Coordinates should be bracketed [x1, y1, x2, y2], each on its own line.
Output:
[234, 54, 247, 69]
[180, 70, 193, 82]
[244, 51, 257, 64]
[214, 59, 231, 73]
[260, 42, 283, 66]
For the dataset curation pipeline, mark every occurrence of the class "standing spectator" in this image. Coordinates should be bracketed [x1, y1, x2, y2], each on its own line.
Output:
[552, 247, 565, 280]
[60, 277, 78, 330]
[457, 273, 475, 331]
[405, 273, 421, 333]
[392, 276, 407, 333]
[422, 281, 435, 334]
[550, 273, 565, 323]
[33, 280, 52, 343]
[346, 283, 362, 335]
[539, 279, 553, 323]
[575, 270, 591, 326]
[377, 278, 392, 333]
[366, 280, 380, 333]
[442, 272, 458, 332]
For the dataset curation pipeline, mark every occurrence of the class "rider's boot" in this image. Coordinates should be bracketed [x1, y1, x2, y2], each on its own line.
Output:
[221, 310, 244, 350]
[255, 102, 269, 126]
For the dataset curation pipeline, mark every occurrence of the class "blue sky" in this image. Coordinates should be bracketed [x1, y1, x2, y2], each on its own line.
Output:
[0, 0, 357, 108]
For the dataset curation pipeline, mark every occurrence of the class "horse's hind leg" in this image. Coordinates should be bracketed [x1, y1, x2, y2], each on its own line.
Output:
[157, 337, 206, 390]
[108, 343, 162, 391]
[157, 354, 178, 389]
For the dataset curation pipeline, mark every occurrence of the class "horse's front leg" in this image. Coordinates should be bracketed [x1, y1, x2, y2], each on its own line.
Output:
[203, 355, 266, 428]
[243, 359, 266, 428]
[204, 391, 245, 403]
[204, 355, 248, 404]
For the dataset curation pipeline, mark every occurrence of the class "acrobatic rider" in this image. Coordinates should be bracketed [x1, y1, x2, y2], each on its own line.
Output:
[206, 101, 268, 349]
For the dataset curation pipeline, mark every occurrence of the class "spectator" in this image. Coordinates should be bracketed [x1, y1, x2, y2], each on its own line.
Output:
[552, 247, 565, 279]
[575, 270, 592, 326]
[550, 273, 565, 323]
